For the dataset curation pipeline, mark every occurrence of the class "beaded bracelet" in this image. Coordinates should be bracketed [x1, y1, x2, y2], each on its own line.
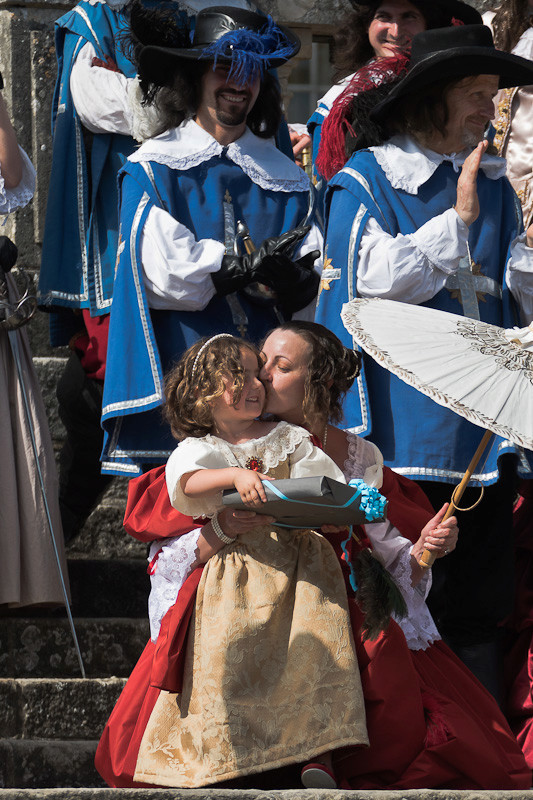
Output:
[212, 512, 235, 545]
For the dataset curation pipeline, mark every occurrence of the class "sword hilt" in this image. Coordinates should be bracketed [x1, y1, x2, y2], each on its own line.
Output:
[236, 220, 256, 255]
[0, 237, 37, 331]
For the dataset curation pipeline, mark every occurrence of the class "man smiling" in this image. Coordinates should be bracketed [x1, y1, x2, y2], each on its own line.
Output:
[101, 3, 321, 476]
[318, 24, 533, 696]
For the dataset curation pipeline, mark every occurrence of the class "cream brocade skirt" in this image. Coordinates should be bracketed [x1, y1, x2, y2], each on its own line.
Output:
[134, 525, 368, 788]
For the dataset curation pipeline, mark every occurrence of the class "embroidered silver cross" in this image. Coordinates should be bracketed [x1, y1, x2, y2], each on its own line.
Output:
[444, 247, 502, 320]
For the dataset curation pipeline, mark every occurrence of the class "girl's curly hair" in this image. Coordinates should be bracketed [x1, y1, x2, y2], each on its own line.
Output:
[262, 321, 361, 431]
[164, 335, 263, 440]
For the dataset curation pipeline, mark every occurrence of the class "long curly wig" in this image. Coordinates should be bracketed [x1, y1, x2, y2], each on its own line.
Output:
[122, 0, 282, 138]
[332, 0, 450, 83]
[491, 0, 533, 52]
[164, 336, 263, 441]
[262, 321, 361, 431]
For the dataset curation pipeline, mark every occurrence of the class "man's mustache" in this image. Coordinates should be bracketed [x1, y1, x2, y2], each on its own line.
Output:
[216, 87, 251, 101]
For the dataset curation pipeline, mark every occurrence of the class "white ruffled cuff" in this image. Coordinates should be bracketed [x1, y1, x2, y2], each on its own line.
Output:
[0, 146, 35, 214]
[390, 545, 441, 651]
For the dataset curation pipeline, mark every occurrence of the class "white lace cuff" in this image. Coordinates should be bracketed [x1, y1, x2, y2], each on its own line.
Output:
[0, 147, 35, 214]
[390, 545, 440, 650]
[148, 530, 201, 641]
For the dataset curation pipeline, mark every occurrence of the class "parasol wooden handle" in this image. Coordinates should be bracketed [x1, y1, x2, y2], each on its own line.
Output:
[417, 429, 493, 568]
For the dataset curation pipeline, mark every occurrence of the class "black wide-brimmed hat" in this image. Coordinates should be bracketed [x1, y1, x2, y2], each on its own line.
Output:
[347, 0, 482, 24]
[371, 24, 533, 120]
[139, 6, 300, 88]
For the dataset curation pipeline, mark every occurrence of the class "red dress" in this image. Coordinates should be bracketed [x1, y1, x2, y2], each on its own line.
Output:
[95, 466, 530, 789]
[505, 482, 533, 770]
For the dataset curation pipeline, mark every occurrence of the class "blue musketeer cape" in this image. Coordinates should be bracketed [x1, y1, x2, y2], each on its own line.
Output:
[101, 131, 315, 475]
[38, 0, 138, 344]
[317, 148, 533, 485]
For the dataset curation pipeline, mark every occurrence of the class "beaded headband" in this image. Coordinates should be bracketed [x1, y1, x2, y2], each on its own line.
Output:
[190, 333, 235, 381]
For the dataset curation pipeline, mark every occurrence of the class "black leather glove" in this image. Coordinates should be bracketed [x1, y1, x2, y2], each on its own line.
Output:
[212, 225, 311, 296]
[263, 249, 321, 315]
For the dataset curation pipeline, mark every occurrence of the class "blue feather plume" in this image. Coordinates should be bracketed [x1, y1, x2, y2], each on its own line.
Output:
[202, 16, 296, 86]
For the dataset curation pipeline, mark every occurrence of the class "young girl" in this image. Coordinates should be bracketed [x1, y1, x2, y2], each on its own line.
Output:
[133, 332, 369, 789]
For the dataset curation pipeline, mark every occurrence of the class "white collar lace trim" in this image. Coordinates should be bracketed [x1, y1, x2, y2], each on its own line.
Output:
[205, 421, 311, 471]
[129, 119, 311, 193]
[370, 134, 507, 195]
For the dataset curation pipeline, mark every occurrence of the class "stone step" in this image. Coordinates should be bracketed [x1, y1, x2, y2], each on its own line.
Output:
[1, 558, 149, 619]
[1, 678, 126, 740]
[67, 558, 149, 618]
[66, 504, 146, 561]
[0, 617, 149, 679]
[0, 738, 104, 789]
[6, 794, 533, 800]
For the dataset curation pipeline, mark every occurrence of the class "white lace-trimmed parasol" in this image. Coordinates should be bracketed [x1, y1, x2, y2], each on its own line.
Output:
[341, 297, 533, 566]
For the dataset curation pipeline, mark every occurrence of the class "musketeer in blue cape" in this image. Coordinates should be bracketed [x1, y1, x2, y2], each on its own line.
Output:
[316, 24, 533, 694]
[38, 0, 156, 540]
[101, 3, 322, 476]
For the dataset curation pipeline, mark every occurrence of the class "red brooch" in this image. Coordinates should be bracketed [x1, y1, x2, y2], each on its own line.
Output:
[246, 456, 264, 472]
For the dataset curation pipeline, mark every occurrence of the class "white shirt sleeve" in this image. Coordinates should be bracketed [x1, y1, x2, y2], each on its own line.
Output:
[0, 146, 35, 213]
[165, 440, 231, 518]
[70, 41, 135, 136]
[141, 205, 226, 310]
[357, 208, 469, 303]
[506, 232, 533, 324]
[292, 222, 323, 321]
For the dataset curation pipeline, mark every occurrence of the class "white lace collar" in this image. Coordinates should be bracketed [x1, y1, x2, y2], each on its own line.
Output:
[129, 119, 311, 193]
[205, 421, 310, 471]
[370, 134, 507, 195]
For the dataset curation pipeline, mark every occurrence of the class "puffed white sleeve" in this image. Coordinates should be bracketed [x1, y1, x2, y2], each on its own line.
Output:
[141, 206, 225, 310]
[506, 233, 533, 324]
[70, 42, 135, 136]
[0, 146, 35, 214]
[357, 209, 469, 304]
[165, 440, 230, 517]
[289, 431, 346, 483]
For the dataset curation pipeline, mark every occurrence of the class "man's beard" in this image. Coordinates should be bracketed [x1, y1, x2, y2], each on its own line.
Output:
[215, 91, 251, 127]
[462, 122, 490, 149]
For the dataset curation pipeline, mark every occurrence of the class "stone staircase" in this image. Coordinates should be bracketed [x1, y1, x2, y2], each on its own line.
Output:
[0, 312, 151, 789]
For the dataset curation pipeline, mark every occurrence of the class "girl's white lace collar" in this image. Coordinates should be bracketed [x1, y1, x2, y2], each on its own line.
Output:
[370, 134, 507, 195]
[205, 421, 310, 471]
[129, 119, 311, 193]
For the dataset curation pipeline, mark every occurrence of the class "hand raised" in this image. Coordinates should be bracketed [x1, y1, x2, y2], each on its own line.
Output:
[416, 503, 458, 560]
[455, 140, 488, 227]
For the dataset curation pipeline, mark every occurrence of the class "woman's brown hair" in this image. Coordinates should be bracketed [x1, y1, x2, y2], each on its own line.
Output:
[164, 335, 262, 440]
[263, 321, 361, 430]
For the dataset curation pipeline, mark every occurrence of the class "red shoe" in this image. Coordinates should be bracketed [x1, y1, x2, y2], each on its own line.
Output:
[301, 762, 337, 789]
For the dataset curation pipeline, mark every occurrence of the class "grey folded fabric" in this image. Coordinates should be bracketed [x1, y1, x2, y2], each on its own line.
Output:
[223, 475, 387, 528]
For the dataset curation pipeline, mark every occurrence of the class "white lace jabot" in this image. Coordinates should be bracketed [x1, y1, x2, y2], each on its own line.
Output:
[370, 134, 507, 195]
[129, 119, 311, 193]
